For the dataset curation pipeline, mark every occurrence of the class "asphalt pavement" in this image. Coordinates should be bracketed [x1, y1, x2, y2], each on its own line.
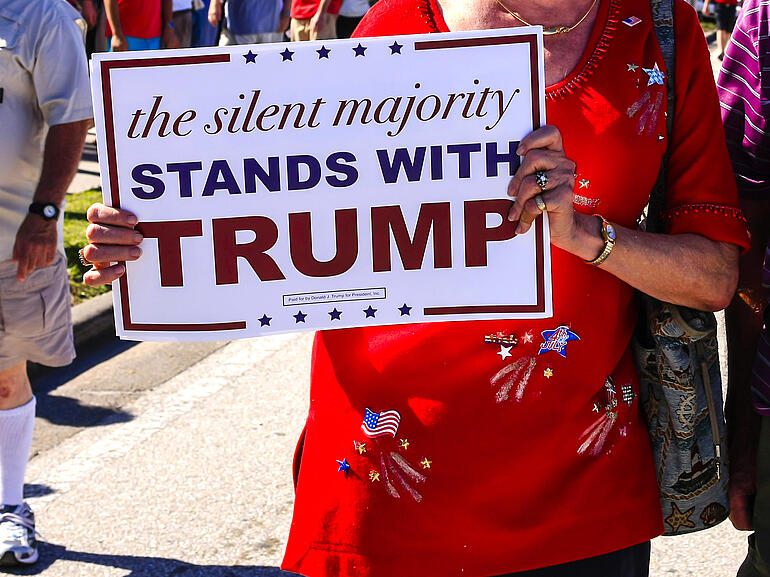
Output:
[22, 31, 749, 577]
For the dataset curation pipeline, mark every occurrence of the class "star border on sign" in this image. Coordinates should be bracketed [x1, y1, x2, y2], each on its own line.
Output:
[258, 314, 272, 327]
[317, 45, 331, 59]
[398, 303, 412, 316]
[293, 310, 307, 323]
[329, 308, 342, 321]
[353, 43, 367, 57]
[243, 50, 257, 63]
[389, 41, 403, 54]
[280, 47, 294, 61]
[363, 305, 377, 318]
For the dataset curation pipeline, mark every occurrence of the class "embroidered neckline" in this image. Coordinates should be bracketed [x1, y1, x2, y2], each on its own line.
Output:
[420, 0, 621, 100]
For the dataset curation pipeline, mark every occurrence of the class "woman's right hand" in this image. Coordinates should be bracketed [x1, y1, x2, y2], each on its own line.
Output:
[83, 203, 143, 286]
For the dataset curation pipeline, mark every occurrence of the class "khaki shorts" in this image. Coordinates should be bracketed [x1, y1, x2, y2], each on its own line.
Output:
[291, 14, 338, 41]
[0, 254, 75, 370]
[219, 28, 284, 46]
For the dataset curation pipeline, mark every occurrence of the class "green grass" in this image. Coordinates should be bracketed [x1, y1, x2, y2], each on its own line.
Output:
[64, 189, 110, 305]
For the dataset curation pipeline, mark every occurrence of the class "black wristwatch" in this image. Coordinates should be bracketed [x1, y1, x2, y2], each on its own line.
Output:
[29, 202, 60, 221]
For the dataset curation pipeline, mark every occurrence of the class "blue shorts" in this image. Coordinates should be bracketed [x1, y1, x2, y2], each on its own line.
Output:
[108, 36, 161, 51]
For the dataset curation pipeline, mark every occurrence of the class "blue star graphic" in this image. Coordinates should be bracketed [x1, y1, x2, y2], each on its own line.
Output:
[280, 47, 294, 61]
[538, 326, 580, 358]
[258, 314, 272, 327]
[398, 303, 412, 316]
[363, 306, 377, 318]
[243, 50, 257, 63]
[642, 62, 665, 86]
[293, 310, 307, 323]
[336, 458, 350, 474]
[353, 43, 367, 57]
[389, 41, 403, 54]
[317, 45, 331, 59]
[329, 308, 342, 320]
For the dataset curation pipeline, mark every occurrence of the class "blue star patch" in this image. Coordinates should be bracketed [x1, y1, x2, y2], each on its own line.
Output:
[258, 314, 272, 327]
[398, 303, 412, 316]
[280, 47, 294, 61]
[389, 41, 403, 54]
[336, 458, 350, 474]
[317, 45, 331, 59]
[293, 310, 307, 323]
[353, 43, 367, 57]
[538, 326, 580, 357]
[329, 308, 342, 320]
[642, 62, 665, 86]
[243, 50, 257, 63]
[363, 306, 377, 318]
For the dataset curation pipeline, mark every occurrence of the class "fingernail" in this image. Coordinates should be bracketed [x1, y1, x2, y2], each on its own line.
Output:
[516, 147, 523, 155]
[115, 264, 126, 276]
[129, 247, 142, 258]
[127, 215, 138, 226]
[133, 232, 143, 243]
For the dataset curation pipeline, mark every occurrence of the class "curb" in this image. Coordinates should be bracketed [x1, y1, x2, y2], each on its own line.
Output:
[71, 291, 115, 352]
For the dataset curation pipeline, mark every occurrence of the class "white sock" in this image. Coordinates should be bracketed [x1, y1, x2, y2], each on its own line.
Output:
[0, 397, 36, 506]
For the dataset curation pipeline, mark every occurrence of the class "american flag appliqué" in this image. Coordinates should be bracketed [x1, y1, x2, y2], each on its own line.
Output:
[362, 408, 401, 438]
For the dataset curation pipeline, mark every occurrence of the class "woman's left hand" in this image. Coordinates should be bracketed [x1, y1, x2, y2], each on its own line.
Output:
[507, 125, 578, 250]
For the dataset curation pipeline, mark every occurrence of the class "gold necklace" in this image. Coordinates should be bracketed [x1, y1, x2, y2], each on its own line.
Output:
[494, 0, 600, 35]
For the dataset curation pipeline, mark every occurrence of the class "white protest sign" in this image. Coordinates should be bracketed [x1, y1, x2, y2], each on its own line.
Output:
[91, 28, 550, 342]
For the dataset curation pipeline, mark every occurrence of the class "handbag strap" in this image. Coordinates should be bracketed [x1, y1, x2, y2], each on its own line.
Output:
[646, 0, 676, 234]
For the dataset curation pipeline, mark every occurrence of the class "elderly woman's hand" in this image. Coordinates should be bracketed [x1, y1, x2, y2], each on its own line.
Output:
[507, 125, 578, 250]
[82, 203, 143, 286]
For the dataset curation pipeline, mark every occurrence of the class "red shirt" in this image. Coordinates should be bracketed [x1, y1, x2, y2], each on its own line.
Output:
[291, 0, 343, 20]
[105, 0, 162, 39]
[282, 1, 751, 576]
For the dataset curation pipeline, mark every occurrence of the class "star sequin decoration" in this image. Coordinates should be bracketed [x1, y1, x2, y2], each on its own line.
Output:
[627, 63, 639, 72]
[389, 41, 403, 54]
[336, 458, 350, 474]
[539, 326, 580, 358]
[293, 310, 307, 323]
[317, 45, 331, 59]
[243, 50, 257, 63]
[354, 441, 367, 454]
[420, 457, 432, 469]
[642, 62, 665, 86]
[497, 345, 513, 360]
[665, 503, 696, 532]
[543, 368, 554, 379]
[579, 179, 590, 189]
[521, 331, 534, 344]
[258, 314, 272, 327]
[329, 308, 342, 321]
[399, 303, 412, 316]
[280, 47, 294, 61]
[353, 43, 367, 57]
[369, 470, 380, 482]
[363, 305, 377, 318]
[399, 439, 410, 450]
[593, 401, 602, 413]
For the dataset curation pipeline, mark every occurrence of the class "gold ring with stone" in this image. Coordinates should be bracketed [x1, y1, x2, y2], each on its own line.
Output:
[534, 170, 549, 192]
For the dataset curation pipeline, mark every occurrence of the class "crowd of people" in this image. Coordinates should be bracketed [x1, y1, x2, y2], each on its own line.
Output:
[0, 0, 768, 575]
[61, 0, 370, 54]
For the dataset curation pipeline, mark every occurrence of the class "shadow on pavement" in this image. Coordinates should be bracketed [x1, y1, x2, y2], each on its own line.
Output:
[4, 542, 299, 576]
[30, 339, 137, 429]
[22, 484, 54, 499]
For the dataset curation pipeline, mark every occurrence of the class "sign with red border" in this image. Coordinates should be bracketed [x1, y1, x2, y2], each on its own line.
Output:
[91, 28, 551, 341]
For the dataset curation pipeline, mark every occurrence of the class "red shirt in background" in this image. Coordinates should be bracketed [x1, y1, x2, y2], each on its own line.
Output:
[105, 0, 162, 38]
[281, 0, 751, 576]
[291, 0, 343, 20]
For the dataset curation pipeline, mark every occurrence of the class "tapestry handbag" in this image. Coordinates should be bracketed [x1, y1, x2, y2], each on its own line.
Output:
[631, 0, 730, 535]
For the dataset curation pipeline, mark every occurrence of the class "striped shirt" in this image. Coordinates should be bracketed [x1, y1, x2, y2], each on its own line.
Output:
[717, 0, 770, 413]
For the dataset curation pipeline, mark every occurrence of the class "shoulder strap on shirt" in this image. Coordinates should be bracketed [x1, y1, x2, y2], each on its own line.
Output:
[646, 0, 676, 233]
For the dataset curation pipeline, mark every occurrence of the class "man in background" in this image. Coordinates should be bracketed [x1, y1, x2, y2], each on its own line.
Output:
[0, 0, 92, 565]
[718, 0, 770, 575]
[208, 0, 290, 45]
[290, 0, 342, 41]
[104, 0, 180, 51]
